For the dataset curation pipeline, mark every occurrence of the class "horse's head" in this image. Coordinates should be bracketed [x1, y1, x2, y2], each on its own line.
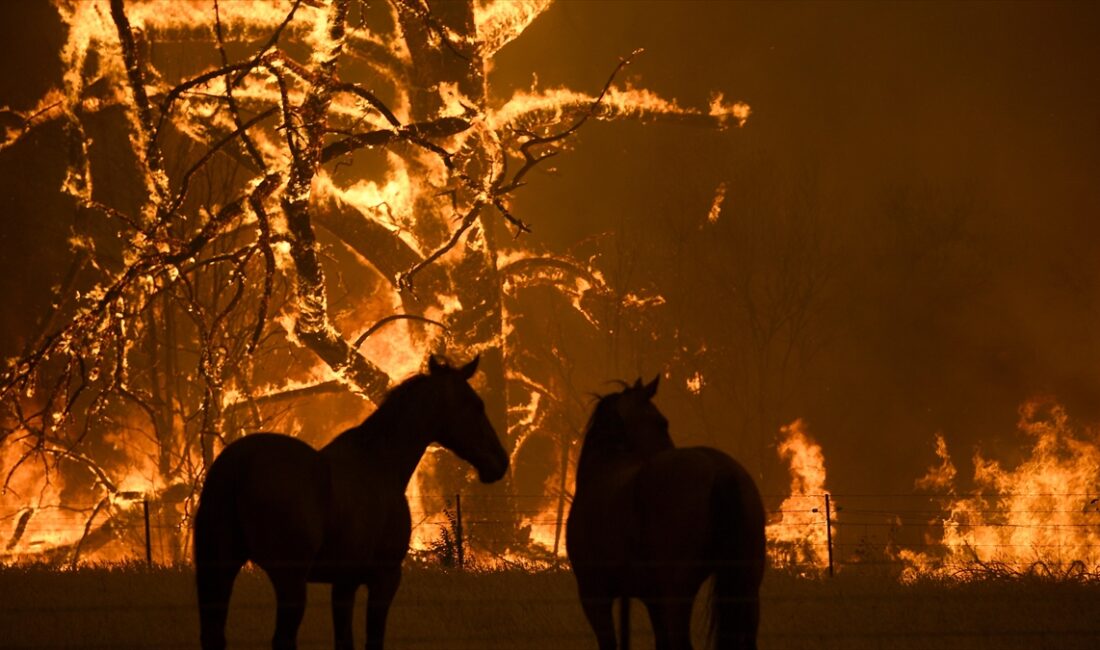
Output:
[425, 354, 509, 483]
[583, 375, 673, 459]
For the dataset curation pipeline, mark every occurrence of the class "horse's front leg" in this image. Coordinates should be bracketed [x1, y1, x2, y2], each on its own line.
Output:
[365, 565, 402, 650]
[331, 581, 358, 650]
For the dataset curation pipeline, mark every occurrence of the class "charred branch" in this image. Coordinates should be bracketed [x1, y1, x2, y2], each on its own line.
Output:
[496, 49, 642, 195]
[110, 0, 168, 211]
[277, 0, 390, 402]
[353, 314, 447, 350]
[397, 202, 483, 293]
[320, 115, 472, 164]
[312, 197, 423, 282]
[213, 1, 266, 170]
[166, 107, 278, 217]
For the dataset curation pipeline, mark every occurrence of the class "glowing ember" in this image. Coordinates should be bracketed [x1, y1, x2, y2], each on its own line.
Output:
[706, 182, 727, 225]
[685, 371, 705, 395]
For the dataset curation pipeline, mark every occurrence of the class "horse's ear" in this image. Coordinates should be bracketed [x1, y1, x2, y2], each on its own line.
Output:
[428, 354, 447, 375]
[643, 374, 660, 399]
[633, 378, 643, 390]
[458, 355, 480, 379]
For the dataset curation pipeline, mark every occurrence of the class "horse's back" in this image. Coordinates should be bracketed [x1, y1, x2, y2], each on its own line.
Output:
[195, 433, 331, 571]
[670, 446, 764, 528]
[632, 447, 765, 582]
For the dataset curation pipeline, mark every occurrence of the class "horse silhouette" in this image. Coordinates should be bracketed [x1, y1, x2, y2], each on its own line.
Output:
[567, 376, 766, 650]
[193, 355, 508, 650]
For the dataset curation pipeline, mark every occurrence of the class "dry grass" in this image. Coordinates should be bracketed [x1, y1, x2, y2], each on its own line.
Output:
[0, 563, 1098, 649]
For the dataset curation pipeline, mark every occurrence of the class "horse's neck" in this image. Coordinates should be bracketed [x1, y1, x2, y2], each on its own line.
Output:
[575, 446, 643, 492]
[329, 393, 436, 487]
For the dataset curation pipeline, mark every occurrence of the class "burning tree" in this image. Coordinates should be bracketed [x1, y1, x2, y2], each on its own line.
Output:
[0, 0, 747, 565]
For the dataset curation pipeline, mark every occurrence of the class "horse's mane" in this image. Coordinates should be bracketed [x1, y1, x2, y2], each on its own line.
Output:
[583, 384, 621, 427]
[379, 372, 431, 407]
[363, 361, 468, 424]
[580, 380, 674, 462]
[347, 372, 435, 439]
[581, 381, 635, 447]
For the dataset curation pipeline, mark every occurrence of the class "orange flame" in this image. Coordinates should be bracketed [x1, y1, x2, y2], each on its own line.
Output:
[4, 0, 756, 569]
[766, 419, 835, 574]
[899, 399, 1100, 580]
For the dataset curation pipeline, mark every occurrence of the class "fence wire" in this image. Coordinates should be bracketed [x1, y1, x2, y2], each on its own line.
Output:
[5, 492, 1100, 573]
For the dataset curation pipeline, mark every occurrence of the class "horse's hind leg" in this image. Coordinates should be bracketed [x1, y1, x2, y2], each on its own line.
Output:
[269, 569, 309, 650]
[365, 565, 402, 650]
[578, 594, 617, 650]
[644, 594, 693, 650]
[643, 598, 667, 650]
[332, 581, 358, 650]
[196, 560, 242, 650]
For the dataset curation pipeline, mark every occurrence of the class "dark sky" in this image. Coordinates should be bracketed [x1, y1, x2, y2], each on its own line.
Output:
[488, 1, 1100, 494]
[2, 1, 1098, 498]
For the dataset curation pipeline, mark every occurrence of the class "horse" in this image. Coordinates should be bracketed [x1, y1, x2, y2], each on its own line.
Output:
[193, 355, 508, 650]
[566, 376, 766, 650]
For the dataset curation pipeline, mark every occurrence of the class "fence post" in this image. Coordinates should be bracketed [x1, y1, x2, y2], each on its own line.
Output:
[142, 497, 152, 568]
[455, 493, 464, 570]
[824, 493, 834, 577]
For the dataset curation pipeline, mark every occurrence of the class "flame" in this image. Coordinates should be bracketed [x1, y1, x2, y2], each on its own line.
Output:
[914, 433, 957, 492]
[405, 453, 443, 553]
[474, 0, 554, 57]
[708, 92, 751, 129]
[2, 434, 88, 561]
[899, 400, 1100, 580]
[685, 371, 704, 395]
[489, 84, 750, 133]
[521, 500, 566, 559]
[4, 0, 754, 569]
[124, 0, 307, 34]
[1, 413, 187, 566]
[766, 419, 835, 574]
[706, 181, 726, 225]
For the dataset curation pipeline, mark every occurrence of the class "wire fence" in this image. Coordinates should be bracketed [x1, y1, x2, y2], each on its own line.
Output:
[5, 493, 1100, 647]
[5, 491, 1100, 574]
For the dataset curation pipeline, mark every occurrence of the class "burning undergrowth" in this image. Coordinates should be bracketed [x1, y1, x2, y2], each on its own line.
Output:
[897, 398, 1100, 580]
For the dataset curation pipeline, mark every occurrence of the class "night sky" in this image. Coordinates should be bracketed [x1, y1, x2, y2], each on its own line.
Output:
[2, 1, 1099, 499]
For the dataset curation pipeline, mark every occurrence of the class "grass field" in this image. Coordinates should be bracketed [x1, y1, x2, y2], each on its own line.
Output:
[1, 563, 1099, 649]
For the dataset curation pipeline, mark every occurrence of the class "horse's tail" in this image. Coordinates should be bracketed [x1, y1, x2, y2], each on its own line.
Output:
[193, 455, 245, 650]
[709, 467, 766, 650]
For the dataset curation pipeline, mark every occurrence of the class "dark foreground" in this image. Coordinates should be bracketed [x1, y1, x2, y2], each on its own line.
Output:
[0, 563, 1098, 649]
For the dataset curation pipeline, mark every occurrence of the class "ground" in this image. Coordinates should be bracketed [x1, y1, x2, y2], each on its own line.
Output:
[1, 564, 1098, 648]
